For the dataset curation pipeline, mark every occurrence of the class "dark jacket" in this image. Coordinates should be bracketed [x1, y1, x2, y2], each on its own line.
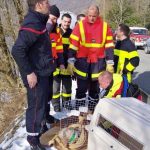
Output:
[114, 38, 139, 74]
[12, 9, 56, 82]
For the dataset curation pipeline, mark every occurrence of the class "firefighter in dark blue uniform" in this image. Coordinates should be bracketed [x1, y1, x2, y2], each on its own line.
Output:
[11, 0, 55, 149]
[114, 24, 140, 83]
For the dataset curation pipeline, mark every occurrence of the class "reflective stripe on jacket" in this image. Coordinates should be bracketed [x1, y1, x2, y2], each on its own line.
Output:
[69, 17, 114, 80]
[105, 74, 124, 98]
[50, 27, 63, 59]
[114, 38, 139, 82]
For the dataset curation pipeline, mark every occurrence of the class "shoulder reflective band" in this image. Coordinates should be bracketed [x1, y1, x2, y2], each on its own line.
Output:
[129, 51, 139, 59]
[102, 22, 107, 45]
[20, 27, 47, 35]
[79, 21, 85, 44]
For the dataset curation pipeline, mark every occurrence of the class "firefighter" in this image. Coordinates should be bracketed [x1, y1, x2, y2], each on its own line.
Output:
[114, 24, 140, 83]
[98, 71, 124, 98]
[77, 14, 85, 22]
[67, 5, 114, 110]
[51, 13, 73, 111]
[98, 71, 142, 100]
[11, 0, 55, 149]
[47, 6, 66, 112]
[75, 14, 85, 25]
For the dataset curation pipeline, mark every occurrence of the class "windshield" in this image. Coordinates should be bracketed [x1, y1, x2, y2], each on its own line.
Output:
[131, 29, 148, 35]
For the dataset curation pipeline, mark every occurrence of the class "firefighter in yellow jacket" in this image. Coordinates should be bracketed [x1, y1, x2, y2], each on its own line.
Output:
[67, 5, 114, 109]
[114, 24, 140, 83]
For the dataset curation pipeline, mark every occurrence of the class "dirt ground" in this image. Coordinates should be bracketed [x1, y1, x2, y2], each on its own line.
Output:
[0, 91, 26, 140]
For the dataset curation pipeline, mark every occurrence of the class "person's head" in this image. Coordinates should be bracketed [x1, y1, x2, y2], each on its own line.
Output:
[77, 14, 85, 22]
[27, 0, 50, 15]
[87, 5, 99, 24]
[49, 5, 60, 24]
[116, 24, 130, 40]
[61, 13, 72, 31]
[98, 71, 113, 89]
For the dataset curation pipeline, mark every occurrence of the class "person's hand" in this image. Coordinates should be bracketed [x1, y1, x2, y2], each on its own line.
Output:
[67, 63, 74, 75]
[60, 64, 65, 69]
[27, 72, 37, 89]
[106, 64, 114, 73]
[60, 64, 66, 74]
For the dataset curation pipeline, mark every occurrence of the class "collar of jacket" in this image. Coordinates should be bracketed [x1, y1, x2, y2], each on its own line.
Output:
[59, 25, 72, 35]
[28, 9, 49, 25]
[84, 16, 102, 25]
[120, 37, 129, 43]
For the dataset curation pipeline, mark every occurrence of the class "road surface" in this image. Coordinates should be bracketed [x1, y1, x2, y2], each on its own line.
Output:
[133, 50, 150, 96]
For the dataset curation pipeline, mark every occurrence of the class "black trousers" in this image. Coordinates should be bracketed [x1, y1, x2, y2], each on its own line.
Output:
[52, 75, 72, 107]
[25, 75, 54, 146]
[76, 77, 99, 99]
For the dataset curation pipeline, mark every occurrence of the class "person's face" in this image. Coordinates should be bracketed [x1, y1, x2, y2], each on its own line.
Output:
[87, 9, 98, 24]
[116, 26, 123, 39]
[36, 0, 50, 15]
[49, 14, 58, 24]
[61, 16, 71, 30]
[98, 78, 111, 89]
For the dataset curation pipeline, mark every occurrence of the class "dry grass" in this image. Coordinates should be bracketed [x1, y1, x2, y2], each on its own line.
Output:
[0, 88, 26, 139]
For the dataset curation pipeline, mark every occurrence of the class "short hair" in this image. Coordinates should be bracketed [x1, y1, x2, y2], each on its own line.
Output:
[119, 24, 130, 37]
[27, 0, 45, 10]
[98, 71, 113, 83]
[88, 5, 99, 15]
[61, 13, 72, 20]
[77, 14, 85, 21]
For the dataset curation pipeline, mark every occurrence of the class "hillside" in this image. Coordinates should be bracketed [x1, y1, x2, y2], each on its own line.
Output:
[50, 0, 95, 14]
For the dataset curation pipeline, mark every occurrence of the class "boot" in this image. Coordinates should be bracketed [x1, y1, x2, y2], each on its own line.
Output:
[30, 143, 46, 150]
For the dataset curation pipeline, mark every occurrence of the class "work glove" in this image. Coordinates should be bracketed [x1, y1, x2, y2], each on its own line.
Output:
[67, 63, 74, 75]
[106, 64, 114, 73]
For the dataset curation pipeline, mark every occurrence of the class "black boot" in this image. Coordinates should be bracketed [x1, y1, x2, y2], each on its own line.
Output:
[30, 143, 46, 150]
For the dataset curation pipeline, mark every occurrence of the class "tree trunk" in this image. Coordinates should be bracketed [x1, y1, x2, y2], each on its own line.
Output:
[0, 0, 27, 101]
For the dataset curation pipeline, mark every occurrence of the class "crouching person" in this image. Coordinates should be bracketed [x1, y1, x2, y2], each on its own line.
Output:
[98, 71, 142, 100]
